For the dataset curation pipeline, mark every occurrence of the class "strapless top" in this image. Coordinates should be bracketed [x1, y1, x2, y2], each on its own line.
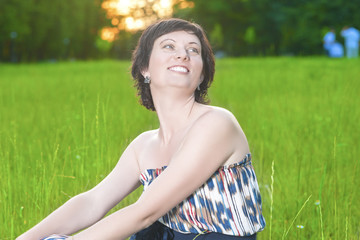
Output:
[139, 153, 266, 236]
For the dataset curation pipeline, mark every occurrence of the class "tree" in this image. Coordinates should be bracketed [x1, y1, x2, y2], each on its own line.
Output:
[0, 0, 107, 62]
[174, 0, 360, 56]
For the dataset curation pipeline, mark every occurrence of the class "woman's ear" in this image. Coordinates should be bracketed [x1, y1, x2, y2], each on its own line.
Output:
[141, 69, 149, 79]
[200, 74, 204, 84]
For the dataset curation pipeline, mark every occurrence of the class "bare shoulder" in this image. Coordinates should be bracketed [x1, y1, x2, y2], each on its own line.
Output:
[130, 129, 157, 149]
[195, 105, 241, 132]
[190, 105, 250, 163]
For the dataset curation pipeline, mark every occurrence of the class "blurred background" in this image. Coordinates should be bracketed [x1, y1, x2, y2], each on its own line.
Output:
[1, 0, 360, 62]
[1, 1, 360, 239]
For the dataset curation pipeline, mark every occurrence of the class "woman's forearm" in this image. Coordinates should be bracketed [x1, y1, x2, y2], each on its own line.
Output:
[17, 192, 105, 240]
[73, 202, 152, 240]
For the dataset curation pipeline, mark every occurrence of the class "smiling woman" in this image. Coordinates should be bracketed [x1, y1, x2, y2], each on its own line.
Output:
[16, 18, 265, 240]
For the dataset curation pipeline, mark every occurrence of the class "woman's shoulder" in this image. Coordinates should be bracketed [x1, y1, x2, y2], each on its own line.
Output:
[197, 105, 248, 140]
[131, 129, 158, 147]
[201, 104, 237, 117]
[203, 106, 250, 159]
[196, 105, 240, 129]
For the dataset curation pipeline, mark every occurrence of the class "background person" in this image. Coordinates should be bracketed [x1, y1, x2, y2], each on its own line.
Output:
[323, 28, 336, 56]
[341, 25, 360, 58]
[17, 18, 265, 240]
[329, 41, 344, 58]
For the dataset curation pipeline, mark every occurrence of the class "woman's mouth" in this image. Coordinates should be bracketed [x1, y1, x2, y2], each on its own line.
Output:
[168, 66, 189, 73]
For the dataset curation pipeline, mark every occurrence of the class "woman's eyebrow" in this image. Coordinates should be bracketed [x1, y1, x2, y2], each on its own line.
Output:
[159, 39, 200, 45]
[159, 38, 175, 45]
[188, 41, 200, 45]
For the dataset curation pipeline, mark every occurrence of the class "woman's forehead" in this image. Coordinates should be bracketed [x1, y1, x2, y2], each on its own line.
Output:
[155, 31, 201, 45]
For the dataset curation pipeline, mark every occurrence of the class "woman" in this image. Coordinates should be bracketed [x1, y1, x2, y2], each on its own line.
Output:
[17, 18, 265, 240]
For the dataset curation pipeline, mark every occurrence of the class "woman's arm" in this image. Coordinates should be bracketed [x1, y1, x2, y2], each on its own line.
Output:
[73, 109, 249, 240]
[16, 142, 141, 240]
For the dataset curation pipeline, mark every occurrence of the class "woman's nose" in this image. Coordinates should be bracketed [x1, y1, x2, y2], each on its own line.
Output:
[175, 49, 189, 61]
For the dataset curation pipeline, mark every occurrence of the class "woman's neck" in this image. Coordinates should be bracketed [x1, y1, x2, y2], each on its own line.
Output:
[153, 94, 198, 144]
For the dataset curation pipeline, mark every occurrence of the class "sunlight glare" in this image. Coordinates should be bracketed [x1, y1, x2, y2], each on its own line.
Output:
[101, 27, 118, 42]
[153, 0, 173, 17]
[125, 17, 146, 31]
[115, 0, 131, 15]
[101, 0, 194, 41]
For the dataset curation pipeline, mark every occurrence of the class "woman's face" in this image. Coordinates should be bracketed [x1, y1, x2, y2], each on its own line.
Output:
[143, 31, 203, 93]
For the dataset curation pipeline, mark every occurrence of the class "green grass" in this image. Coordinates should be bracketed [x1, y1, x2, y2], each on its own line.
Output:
[1, 58, 359, 239]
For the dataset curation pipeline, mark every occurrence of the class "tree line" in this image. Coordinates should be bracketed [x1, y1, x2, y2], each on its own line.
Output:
[174, 0, 360, 56]
[1, 0, 359, 62]
[0, 0, 107, 62]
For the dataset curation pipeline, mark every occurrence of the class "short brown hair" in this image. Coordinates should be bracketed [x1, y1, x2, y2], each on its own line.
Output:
[131, 18, 215, 111]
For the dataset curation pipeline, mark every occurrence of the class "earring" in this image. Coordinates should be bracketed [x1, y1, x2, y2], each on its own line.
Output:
[144, 76, 151, 84]
[197, 85, 200, 91]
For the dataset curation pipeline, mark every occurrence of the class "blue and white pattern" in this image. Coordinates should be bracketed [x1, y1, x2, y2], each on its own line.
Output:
[41, 235, 70, 240]
[140, 153, 265, 236]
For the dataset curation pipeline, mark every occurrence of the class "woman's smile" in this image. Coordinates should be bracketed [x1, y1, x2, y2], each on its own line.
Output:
[168, 65, 189, 73]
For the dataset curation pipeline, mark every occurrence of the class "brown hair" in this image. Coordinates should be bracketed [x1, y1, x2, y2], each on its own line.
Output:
[131, 18, 215, 111]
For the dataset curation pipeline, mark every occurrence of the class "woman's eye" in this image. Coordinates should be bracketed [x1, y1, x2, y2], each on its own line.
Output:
[163, 44, 174, 50]
[188, 47, 199, 54]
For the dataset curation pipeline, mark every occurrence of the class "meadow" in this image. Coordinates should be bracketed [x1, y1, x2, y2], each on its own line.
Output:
[1, 58, 359, 239]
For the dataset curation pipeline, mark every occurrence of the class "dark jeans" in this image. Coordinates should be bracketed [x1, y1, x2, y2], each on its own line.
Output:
[130, 221, 257, 240]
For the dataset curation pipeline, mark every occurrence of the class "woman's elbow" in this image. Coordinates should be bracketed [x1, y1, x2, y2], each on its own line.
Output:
[72, 191, 108, 222]
[133, 202, 165, 230]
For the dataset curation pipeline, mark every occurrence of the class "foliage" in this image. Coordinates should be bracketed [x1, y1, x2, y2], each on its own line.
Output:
[1, 0, 360, 61]
[0, 0, 107, 62]
[1, 58, 359, 239]
[174, 0, 360, 56]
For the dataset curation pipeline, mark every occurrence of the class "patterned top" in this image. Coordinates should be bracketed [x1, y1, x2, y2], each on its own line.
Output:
[139, 154, 266, 236]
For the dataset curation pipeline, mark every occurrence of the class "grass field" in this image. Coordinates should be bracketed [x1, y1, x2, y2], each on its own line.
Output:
[1, 58, 359, 239]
